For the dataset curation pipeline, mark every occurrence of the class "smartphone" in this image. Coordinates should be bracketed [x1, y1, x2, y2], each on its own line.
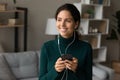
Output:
[61, 54, 73, 61]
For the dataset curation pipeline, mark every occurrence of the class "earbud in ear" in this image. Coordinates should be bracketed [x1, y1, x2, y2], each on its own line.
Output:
[75, 26, 77, 29]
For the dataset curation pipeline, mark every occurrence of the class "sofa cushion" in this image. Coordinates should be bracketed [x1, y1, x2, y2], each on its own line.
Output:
[93, 66, 108, 80]
[93, 76, 102, 80]
[36, 51, 40, 71]
[3, 51, 38, 79]
[20, 77, 38, 80]
[0, 54, 16, 80]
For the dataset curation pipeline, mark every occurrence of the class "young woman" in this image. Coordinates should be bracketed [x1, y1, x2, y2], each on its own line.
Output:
[39, 3, 92, 80]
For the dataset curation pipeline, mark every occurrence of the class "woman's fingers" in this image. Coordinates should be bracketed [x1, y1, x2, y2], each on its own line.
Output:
[55, 57, 66, 72]
[64, 57, 78, 72]
[55, 57, 78, 72]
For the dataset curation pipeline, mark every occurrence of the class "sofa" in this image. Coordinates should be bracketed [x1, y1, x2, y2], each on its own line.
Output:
[93, 64, 114, 80]
[0, 51, 39, 80]
[0, 51, 114, 80]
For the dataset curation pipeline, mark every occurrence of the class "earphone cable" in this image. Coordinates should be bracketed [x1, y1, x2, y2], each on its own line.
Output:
[58, 31, 76, 80]
[60, 69, 67, 80]
[58, 31, 76, 56]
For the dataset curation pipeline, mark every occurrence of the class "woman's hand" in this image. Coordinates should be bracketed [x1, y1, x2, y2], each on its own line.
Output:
[65, 57, 78, 72]
[55, 57, 66, 72]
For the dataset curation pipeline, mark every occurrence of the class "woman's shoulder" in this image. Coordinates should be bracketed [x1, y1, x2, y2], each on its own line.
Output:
[78, 40, 92, 48]
[43, 39, 57, 46]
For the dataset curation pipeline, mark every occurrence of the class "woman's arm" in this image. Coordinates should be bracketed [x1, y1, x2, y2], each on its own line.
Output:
[85, 44, 93, 80]
[69, 44, 92, 80]
[39, 44, 58, 80]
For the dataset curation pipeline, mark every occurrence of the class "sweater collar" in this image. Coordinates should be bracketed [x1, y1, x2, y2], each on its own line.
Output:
[58, 35, 75, 45]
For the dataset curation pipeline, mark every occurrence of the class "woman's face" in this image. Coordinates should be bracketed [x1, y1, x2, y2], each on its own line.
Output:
[56, 10, 78, 38]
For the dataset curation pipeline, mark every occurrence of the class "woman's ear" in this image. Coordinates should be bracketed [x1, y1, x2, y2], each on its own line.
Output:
[75, 21, 79, 29]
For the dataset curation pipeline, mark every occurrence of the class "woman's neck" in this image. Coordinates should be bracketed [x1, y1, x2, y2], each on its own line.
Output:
[61, 33, 74, 39]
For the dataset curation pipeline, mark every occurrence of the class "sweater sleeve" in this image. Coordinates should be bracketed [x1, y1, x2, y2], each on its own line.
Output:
[68, 44, 93, 80]
[39, 44, 58, 80]
[84, 44, 93, 80]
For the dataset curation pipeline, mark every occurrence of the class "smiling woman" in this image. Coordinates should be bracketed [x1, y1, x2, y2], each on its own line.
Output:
[39, 3, 92, 80]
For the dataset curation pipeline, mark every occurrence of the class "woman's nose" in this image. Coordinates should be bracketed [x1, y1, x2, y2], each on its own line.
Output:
[61, 21, 65, 27]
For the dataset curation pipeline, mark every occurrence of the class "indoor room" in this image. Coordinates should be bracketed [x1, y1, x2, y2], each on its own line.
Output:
[0, 0, 120, 80]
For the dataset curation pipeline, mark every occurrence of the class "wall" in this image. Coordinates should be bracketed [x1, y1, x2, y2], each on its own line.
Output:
[0, 0, 80, 52]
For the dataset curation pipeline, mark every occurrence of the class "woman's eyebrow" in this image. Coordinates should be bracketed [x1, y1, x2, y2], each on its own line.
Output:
[57, 17, 73, 20]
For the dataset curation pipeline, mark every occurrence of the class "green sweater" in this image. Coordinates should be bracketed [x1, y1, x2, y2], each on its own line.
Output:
[39, 35, 92, 80]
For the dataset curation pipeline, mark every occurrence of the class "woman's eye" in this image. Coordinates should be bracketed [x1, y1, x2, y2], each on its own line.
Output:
[66, 20, 72, 22]
[68, 20, 71, 22]
[57, 19, 61, 21]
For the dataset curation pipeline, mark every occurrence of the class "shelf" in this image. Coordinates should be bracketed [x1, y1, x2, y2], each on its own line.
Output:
[79, 19, 109, 35]
[81, 18, 108, 20]
[89, 19, 109, 34]
[74, 0, 110, 63]
[0, 24, 24, 28]
[93, 46, 107, 63]
[81, 4, 103, 19]
[0, 10, 25, 13]
[74, 1, 110, 19]
[93, 46, 107, 50]
[0, 7, 28, 52]
[82, 34, 101, 48]
[81, 0, 110, 6]
[82, 4, 110, 6]
[92, 0, 111, 6]
[82, 3, 104, 6]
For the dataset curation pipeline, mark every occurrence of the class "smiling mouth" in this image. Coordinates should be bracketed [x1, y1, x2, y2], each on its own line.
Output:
[60, 28, 67, 32]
